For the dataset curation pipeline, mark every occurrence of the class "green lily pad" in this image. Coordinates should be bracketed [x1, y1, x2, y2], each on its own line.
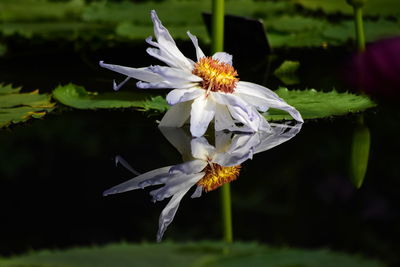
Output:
[264, 88, 376, 121]
[0, 241, 384, 267]
[52, 84, 376, 121]
[0, 84, 55, 128]
[52, 84, 169, 112]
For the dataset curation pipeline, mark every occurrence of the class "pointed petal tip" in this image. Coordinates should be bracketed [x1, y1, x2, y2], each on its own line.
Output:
[103, 190, 113, 196]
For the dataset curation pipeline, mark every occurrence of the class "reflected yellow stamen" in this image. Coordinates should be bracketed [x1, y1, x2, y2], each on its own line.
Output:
[192, 57, 239, 94]
[197, 163, 241, 192]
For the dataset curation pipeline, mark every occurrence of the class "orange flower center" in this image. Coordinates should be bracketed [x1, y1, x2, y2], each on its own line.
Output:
[197, 163, 241, 192]
[192, 57, 239, 94]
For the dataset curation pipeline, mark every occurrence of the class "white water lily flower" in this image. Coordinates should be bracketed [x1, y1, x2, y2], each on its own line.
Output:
[103, 123, 302, 241]
[100, 10, 303, 137]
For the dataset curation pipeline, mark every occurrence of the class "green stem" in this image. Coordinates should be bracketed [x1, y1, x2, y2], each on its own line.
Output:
[354, 6, 365, 52]
[220, 183, 233, 243]
[211, 0, 224, 53]
[211, 0, 232, 244]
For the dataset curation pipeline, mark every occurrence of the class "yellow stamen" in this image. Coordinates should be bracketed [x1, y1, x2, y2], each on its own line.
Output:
[197, 163, 241, 192]
[192, 57, 239, 94]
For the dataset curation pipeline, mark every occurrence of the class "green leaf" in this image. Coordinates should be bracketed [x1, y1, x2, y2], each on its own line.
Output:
[0, 242, 384, 267]
[264, 88, 376, 121]
[274, 60, 300, 85]
[349, 116, 371, 188]
[0, 84, 55, 128]
[52, 84, 169, 112]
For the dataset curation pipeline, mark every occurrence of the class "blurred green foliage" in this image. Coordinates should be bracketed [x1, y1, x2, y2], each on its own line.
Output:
[0, 84, 55, 128]
[0, 241, 385, 267]
[0, 0, 399, 48]
[295, 0, 400, 17]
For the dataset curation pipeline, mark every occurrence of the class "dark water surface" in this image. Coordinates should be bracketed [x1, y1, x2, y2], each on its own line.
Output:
[0, 41, 399, 266]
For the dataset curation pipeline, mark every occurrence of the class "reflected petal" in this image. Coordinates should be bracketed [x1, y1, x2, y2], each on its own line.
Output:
[191, 137, 215, 160]
[190, 96, 216, 137]
[103, 166, 172, 196]
[159, 101, 192, 128]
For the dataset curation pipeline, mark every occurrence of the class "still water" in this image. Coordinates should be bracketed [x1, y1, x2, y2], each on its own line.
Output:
[0, 41, 398, 265]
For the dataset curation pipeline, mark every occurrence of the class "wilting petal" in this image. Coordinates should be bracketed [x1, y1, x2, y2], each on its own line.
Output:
[166, 88, 204, 105]
[187, 31, 205, 60]
[212, 52, 233, 65]
[213, 93, 261, 132]
[159, 101, 192, 128]
[136, 80, 195, 89]
[103, 166, 172, 196]
[215, 130, 234, 153]
[169, 159, 207, 174]
[150, 172, 204, 202]
[236, 81, 283, 102]
[148, 65, 202, 83]
[213, 134, 257, 166]
[235, 81, 303, 122]
[99, 61, 163, 83]
[191, 185, 203, 198]
[253, 122, 303, 154]
[157, 186, 190, 242]
[149, 10, 193, 71]
[190, 96, 216, 137]
[191, 137, 216, 160]
[159, 127, 194, 161]
[214, 104, 240, 132]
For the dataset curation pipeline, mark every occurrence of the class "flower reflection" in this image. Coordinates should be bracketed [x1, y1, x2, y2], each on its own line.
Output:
[104, 122, 302, 241]
[100, 10, 303, 137]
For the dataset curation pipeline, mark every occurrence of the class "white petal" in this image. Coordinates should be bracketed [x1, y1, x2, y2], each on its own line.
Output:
[150, 172, 204, 202]
[213, 134, 257, 166]
[166, 88, 204, 105]
[159, 127, 193, 160]
[149, 10, 193, 71]
[212, 52, 233, 65]
[191, 137, 216, 160]
[156, 185, 190, 242]
[236, 81, 284, 102]
[99, 61, 162, 83]
[138, 171, 179, 188]
[212, 93, 258, 131]
[187, 31, 205, 60]
[149, 65, 202, 83]
[190, 96, 216, 137]
[136, 80, 195, 89]
[253, 122, 303, 154]
[190, 185, 203, 198]
[235, 81, 304, 122]
[103, 166, 172, 196]
[159, 101, 192, 128]
[169, 159, 207, 174]
[215, 130, 234, 152]
[214, 104, 240, 132]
